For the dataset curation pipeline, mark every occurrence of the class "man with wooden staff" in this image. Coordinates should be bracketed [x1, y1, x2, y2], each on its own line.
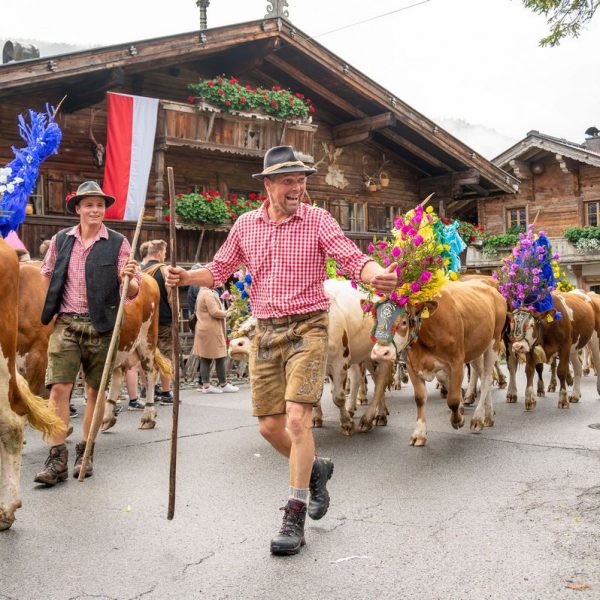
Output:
[166, 145, 399, 555]
[34, 181, 140, 486]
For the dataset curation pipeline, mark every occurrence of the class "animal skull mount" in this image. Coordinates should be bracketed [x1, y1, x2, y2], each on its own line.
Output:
[313, 142, 349, 190]
[89, 108, 106, 169]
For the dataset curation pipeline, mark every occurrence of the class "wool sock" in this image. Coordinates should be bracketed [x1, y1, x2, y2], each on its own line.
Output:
[289, 487, 309, 504]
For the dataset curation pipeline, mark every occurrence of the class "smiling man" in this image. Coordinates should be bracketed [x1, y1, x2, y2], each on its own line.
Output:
[166, 145, 398, 555]
[34, 181, 140, 486]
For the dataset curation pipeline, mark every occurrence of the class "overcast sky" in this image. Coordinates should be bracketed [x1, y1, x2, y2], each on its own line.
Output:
[1, 0, 599, 158]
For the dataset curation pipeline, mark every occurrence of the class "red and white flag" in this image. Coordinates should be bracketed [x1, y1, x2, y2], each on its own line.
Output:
[103, 92, 158, 220]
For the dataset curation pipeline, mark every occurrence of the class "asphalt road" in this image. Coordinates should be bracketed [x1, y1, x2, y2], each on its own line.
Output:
[2, 370, 600, 600]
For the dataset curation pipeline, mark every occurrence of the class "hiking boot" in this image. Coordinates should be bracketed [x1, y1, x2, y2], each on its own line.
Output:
[34, 444, 68, 486]
[270, 499, 307, 556]
[128, 398, 145, 411]
[160, 391, 173, 405]
[69, 403, 78, 418]
[308, 457, 334, 520]
[73, 440, 94, 479]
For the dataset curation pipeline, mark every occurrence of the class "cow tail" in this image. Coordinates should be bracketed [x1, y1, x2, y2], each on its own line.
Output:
[15, 373, 66, 438]
[154, 349, 173, 377]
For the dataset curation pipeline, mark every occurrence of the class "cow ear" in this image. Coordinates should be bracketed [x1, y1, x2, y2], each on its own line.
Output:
[412, 300, 438, 318]
[539, 308, 557, 322]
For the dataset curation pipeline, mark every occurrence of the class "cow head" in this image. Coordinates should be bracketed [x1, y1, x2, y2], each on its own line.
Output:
[228, 316, 257, 360]
[508, 307, 555, 354]
[370, 300, 437, 362]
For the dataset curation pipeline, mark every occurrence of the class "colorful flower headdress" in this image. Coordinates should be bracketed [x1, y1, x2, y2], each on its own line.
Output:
[226, 270, 253, 334]
[492, 224, 560, 317]
[354, 201, 457, 313]
[0, 105, 62, 237]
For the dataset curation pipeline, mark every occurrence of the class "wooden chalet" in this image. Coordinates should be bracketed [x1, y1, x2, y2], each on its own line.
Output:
[0, 17, 518, 266]
[466, 130, 600, 290]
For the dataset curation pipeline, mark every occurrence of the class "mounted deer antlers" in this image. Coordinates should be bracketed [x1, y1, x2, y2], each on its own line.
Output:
[314, 142, 348, 190]
[90, 108, 106, 169]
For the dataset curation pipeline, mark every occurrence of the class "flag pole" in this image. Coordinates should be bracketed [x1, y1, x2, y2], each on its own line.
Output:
[167, 166, 181, 520]
[77, 207, 146, 481]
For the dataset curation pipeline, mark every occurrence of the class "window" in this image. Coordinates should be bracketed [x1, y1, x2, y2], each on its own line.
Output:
[328, 199, 350, 230]
[28, 175, 44, 215]
[506, 207, 527, 230]
[348, 203, 364, 231]
[367, 205, 387, 233]
[585, 201, 600, 226]
[386, 206, 401, 230]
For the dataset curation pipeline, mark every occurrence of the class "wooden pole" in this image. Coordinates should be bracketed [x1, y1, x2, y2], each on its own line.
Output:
[167, 166, 181, 520]
[78, 207, 146, 481]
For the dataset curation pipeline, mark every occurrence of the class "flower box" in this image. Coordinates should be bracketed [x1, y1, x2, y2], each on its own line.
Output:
[158, 100, 317, 162]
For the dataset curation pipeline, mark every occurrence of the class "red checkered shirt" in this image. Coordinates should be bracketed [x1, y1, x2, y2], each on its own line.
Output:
[207, 201, 371, 318]
[41, 224, 140, 314]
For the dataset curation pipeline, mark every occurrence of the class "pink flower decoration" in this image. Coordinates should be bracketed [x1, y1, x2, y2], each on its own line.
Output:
[220, 291, 231, 300]
[351, 280, 357, 289]
[368, 242, 375, 253]
[390, 291, 399, 303]
[419, 270, 432, 284]
[398, 295, 409, 306]
[391, 246, 402, 258]
[411, 282, 421, 293]
[379, 241, 388, 250]
[413, 235, 423, 246]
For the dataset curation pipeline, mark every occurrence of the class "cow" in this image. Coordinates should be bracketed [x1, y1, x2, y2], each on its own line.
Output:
[0, 238, 64, 531]
[229, 280, 393, 436]
[14, 263, 170, 431]
[585, 291, 600, 394]
[102, 273, 172, 431]
[370, 279, 507, 446]
[506, 291, 595, 409]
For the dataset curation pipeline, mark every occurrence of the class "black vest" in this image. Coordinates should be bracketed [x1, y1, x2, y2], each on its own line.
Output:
[41, 227, 124, 333]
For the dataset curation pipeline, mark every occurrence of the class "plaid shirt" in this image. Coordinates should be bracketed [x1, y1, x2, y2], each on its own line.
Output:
[41, 224, 139, 314]
[207, 201, 371, 318]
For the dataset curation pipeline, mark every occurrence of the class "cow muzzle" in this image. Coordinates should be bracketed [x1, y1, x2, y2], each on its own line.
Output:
[371, 343, 396, 363]
[512, 341, 530, 355]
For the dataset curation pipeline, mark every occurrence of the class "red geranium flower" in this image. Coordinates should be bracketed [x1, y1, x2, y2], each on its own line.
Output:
[224, 100, 231, 106]
[217, 89, 225, 96]
[187, 96, 196, 104]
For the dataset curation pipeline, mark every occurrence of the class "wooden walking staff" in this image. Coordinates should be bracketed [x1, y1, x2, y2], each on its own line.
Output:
[77, 206, 146, 482]
[167, 166, 181, 520]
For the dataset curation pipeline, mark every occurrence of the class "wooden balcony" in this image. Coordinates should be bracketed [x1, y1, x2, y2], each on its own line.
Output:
[157, 100, 317, 162]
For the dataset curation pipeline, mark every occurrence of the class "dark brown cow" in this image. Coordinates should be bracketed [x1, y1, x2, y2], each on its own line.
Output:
[0, 238, 64, 530]
[507, 291, 595, 409]
[370, 280, 507, 446]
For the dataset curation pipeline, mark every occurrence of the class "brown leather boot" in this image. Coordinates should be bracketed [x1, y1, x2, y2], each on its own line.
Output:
[34, 444, 68, 486]
[73, 440, 94, 479]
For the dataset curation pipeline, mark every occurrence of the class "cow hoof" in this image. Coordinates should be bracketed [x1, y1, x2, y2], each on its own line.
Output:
[558, 400, 569, 409]
[358, 417, 373, 433]
[101, 416, 117, 432]
[375, 415, 387, 427]
[66, 423, 74, 438]
[358, 397, 369, 406]
[525, 400, 537, 411]
[463, 394, 475, 406]
[409, 435, 426, 446]
[139, 419, 156, 430]
[312, 418, 323, 428]
[583, 368, 590, 376]
[497, 381, 507, 389]
[537, 391, 545, 398]
[450, 416, 464, 430]
[484, 417, 494, 428]
[569, 395, 580, 403]
[0, 515, 15, 531]
[470, 418, 483, 433]
[341, 420, 355, 436]
[506, 394, 517, 403]
[547, 385, 557, 393]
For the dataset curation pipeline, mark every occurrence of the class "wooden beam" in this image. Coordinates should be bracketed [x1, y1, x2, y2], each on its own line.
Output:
[379, 128, 453, 172]
[509, 159, 532, 179]
[555, 153, 575, 174]
[264, 54, 363, 118]
[62, 68, 126, 113]
[332, 112, 396, 146]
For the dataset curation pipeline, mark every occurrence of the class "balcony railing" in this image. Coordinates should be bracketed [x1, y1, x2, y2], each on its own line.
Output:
[465, 237, 599, 269]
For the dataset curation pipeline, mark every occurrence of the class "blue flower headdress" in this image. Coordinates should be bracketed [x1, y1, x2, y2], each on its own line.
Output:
[0, 104, 63, 237]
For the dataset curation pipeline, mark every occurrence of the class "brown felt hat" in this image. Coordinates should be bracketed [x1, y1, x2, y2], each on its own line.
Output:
[66, 181, 115, 214]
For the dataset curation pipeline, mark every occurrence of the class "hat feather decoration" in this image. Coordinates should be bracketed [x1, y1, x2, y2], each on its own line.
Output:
[0, 104, 62, 237]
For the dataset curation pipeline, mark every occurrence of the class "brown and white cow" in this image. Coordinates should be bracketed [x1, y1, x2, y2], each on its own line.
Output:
[370, 279, 507, 446]
[506, 291, 595, 409]
[0, 238, 64, 530]
[229, 280, 393, 436]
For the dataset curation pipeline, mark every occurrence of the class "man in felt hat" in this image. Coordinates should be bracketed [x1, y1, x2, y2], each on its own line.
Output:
[166, 146, 399, 555]
[34, 181, 140, 485]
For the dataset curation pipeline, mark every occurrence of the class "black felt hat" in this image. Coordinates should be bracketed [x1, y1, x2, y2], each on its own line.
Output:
[252, 145, 317, 180]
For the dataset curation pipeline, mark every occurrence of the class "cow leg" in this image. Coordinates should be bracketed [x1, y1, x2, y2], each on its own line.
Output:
[471, 347, 496, 432]
[357, 364, 368, 405]
[407, 361, 428, 446]
[446, 361, 465, 430]
[0, 406, 25, 531]
[312, 400, 323, 428]
[556, 349, 570, 409]
[329, 364, 354, 436]
[524, 354, 537, 411]
[506, 349, 518, 403]
[548, 357, 558, 393]
[464, 360, 480, 405]
[139, 358, 158, 430]
[494, 359, 507, 389]
[102, 367, 124, 432]
[536, 362, 545, 397]
[587, 331, 600, 396]
[568, 345, 583, 403]
[346, 363, 362, 418]
[359, 360, 392, 431]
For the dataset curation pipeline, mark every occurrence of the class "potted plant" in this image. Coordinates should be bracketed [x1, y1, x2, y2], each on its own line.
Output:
[224, 192, 266, 221]
[173, 189, 228, 225]
[187, 75, 316, 123]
